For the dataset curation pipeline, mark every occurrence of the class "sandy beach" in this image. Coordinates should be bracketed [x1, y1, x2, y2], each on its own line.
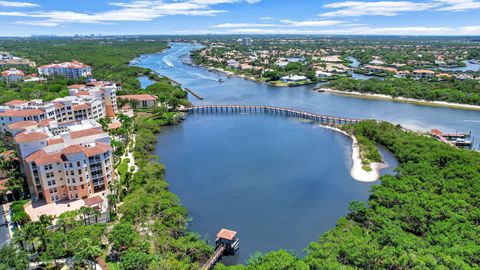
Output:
[323, 126, 387, 182]
[318, 88, 480, 111]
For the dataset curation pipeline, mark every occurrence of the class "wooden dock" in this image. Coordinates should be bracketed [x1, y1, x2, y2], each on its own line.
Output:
[185, 88, 204, 100]
[201, 228, 240, 270]
[187, 105, 361, 125]
[201, 245, 225, 270]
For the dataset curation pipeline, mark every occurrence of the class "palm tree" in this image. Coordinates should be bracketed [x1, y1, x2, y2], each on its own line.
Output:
[15, 222, 39, 252]
[39, 214, 54, 227]
[92, 208, 101, 223]
[107, 194, 117, 218]
[56, 210, 79, 234]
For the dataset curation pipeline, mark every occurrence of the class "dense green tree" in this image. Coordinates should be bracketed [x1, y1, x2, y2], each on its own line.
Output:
[108, 223, 139, 252]
[119, 249, 151, 270]
[73, 238, 102, 270]
[0, 244, 29, 270]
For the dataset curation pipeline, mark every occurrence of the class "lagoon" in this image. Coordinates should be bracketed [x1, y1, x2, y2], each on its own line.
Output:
[135, 43, 480, 264]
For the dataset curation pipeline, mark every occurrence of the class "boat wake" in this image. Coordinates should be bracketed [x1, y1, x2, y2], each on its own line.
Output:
[162, 56, 174, 67]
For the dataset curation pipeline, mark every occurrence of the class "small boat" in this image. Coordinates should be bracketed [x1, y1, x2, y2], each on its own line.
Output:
[218, 79, 224, 83]
[468, 60, 479, 64]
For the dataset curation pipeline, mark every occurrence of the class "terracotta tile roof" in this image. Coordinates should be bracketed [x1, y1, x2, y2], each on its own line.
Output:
[38, 119, 52, 126]
[414, 69, 435, 74]
[83, 195, 104, 206]
[53, 103, 64, 109]
[39, 61, 90, 69]
[108, 122, 121, 129]
[216, 228, 237, 240]
[8, 121, 37, 130]
[75, 91, 91, 96]
[431, 129, 443, 136]
[72, 104, 90, 111]
[70, 128, 104, 139]
[15, 131, 48, 143]
[47, 137, 64, 145]
[36, 152, 64, 165]
[1, 69, 24, 77]
[25, 150, 47, 163]
[4, 99, 28, 106]
[84, 142, 111, 157]
[62, 144, 86, 155]
[118, 94, 157, 101]
[68, 84, 86, 89]
[87, 81, 108, 87]
[0, 109, 45, 117]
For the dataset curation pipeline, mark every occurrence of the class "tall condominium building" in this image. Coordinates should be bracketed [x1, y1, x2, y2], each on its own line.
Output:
[68, 80, 119, 117]
[1, 68, 25, 83]
[14, 120, 114, 204]
[0, 97, 105, 135]
[38, 61, 92, 79]
[0, 80, 120, 136]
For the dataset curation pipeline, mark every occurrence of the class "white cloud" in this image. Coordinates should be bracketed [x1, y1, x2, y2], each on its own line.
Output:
[212, 22, 279, 27]
[0, 0, 260, 26]
[0, 1, 38, 7]
[212, 20, 345, 28]
[320, 1, 439, 17]
[435, 0, 480, 11]
[280, 19, 346, 27]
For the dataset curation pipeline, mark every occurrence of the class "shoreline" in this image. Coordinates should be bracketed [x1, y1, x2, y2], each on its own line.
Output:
[323, 125, 387, 182]
[318, 88, 480, 111]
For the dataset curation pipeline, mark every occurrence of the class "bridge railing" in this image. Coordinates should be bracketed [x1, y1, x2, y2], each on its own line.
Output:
[186, 105, 361, 125]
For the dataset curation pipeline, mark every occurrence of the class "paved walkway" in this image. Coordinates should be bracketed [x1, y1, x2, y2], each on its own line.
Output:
[118, 134, 139, 176]
[0, 203, 13, 247]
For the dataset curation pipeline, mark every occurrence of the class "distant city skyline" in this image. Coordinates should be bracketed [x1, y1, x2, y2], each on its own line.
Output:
[1, 0, 480, 36]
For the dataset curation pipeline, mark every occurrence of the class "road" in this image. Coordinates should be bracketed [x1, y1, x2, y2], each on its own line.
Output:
[0, 205, 10, 247]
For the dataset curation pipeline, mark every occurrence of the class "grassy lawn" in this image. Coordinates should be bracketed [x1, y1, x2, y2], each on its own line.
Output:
[117, 158, 130, 181]
[107, 262, 120, 270]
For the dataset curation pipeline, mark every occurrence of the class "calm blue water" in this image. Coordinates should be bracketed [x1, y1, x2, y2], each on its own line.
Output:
[154, 113, 398, 264]
[137, 76, 155, 89]
[137, 43, 480, 136]
[438, 60, 480, 72]
[135, 43, 480, 264]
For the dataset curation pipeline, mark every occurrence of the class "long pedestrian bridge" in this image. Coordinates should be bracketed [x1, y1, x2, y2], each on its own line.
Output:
[185, 105, 362, 125]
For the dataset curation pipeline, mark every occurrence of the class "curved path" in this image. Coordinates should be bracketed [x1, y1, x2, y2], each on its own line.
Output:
[186, 105, 362, 125]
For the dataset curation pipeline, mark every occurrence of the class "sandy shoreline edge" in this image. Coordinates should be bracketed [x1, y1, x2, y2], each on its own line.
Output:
[323, 126, 387, 182]
[318, 88, 480, 111]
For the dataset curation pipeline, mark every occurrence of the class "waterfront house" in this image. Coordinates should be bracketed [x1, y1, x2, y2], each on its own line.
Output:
[118, 94, 157, 108]
[226, 59, 240, 69]
[395, 70, 411, 78]
[413, 69, 435, 79]
[316, 71, 333, 78]
[280, 75, 308, 82]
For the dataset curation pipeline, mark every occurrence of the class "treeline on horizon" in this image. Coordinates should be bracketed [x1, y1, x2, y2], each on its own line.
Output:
[329, 77, 480, 105]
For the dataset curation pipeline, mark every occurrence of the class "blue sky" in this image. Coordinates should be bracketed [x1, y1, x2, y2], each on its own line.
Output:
[0, 0, 480, 36]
